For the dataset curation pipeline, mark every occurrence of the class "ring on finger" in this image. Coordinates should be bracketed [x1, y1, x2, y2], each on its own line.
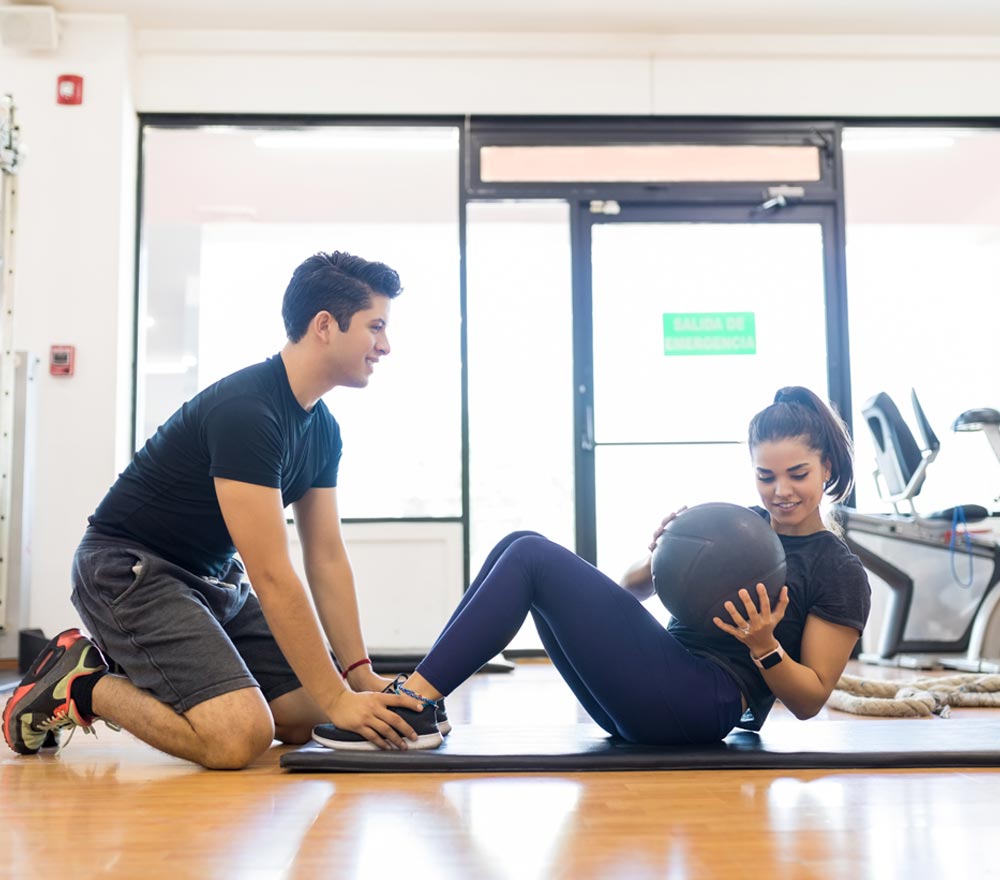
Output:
[740, 625, 751, 635]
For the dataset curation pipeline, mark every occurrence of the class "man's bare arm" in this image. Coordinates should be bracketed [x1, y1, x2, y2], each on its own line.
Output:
[213, 477, 421, 748]
[291, 488, 366, 667]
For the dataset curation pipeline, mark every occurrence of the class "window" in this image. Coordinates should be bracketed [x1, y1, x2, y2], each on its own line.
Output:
[466, 200, 575, 561]
[139, 123, 462, 519]
[466, 200, 575, 648]
[843, 126, 1000, 514]
[480, 143, 821, 183]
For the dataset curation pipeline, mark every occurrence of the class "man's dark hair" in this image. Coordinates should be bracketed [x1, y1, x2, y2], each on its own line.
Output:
[282, 251, 402, 342]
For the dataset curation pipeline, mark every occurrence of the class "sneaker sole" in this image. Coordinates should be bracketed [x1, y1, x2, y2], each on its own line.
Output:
[311, 730, 443, 751]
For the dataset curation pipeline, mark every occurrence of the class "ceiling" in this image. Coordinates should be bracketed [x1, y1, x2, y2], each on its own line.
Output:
[7, 0, 1000, 35]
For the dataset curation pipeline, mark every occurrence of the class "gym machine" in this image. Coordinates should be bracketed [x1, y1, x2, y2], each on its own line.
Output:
[837, 391, 1000, 671]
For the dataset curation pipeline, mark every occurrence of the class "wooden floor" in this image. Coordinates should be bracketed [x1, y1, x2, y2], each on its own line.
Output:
[3, 659, 1000, 880]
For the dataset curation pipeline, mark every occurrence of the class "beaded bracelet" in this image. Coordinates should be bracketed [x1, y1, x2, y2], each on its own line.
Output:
[341, 657, 372, 679]
[397, 683, 439, 708]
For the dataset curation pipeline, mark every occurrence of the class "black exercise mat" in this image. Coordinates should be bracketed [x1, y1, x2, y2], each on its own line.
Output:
[280, 718, 1000, 773]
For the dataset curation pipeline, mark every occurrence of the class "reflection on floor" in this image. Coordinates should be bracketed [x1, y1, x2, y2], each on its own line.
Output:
[2, 658, 999, 880]
[0, 669, 19, 693]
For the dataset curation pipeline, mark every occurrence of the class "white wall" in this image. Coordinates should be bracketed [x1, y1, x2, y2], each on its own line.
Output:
[134, 31, 1000, 116]
[290, 522, 464, 654]
[0, 15, 135, 644]
[4, 17, 1000, 642]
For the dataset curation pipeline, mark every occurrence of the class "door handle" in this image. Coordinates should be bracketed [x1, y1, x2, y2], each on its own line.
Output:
[581, 404, 595, 451]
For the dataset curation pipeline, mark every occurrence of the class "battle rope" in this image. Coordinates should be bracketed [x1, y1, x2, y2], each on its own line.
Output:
[829, 673, 1000, 718]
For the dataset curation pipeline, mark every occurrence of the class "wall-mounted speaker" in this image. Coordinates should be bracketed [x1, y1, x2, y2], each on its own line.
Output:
[0, 6, 58, 51]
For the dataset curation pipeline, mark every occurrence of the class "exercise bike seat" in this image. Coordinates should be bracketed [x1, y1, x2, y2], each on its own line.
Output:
[924, 504, 991, 524]
[954, 408, 1000, 430]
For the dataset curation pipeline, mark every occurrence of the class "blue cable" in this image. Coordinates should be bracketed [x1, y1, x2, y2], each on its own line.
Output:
[949, 504, 975, 588]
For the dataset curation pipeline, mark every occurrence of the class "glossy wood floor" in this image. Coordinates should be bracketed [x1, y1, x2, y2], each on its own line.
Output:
[3, 660, 1000, 880]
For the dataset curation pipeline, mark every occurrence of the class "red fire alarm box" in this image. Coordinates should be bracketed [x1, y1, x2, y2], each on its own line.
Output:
[50, 345, 75, 376]
[56, 75, 84, 105]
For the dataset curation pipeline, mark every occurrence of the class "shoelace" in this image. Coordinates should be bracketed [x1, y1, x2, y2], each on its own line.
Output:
[36, 713, 122, 756]
[380, 672, 438, 710]
[381, 673, 409, 694]
[56, 721, 124, 755]
[35, 713, 93, 755]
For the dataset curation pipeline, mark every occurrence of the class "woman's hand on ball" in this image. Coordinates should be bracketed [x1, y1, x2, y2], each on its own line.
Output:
[649, 506, 688, 552]
[713, 582, 789, 648]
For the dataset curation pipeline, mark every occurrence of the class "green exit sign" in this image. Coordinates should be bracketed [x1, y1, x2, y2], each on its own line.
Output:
[663, 312, 757, 356]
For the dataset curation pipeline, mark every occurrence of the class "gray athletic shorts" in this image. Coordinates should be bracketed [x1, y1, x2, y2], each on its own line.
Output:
[70, 528, 303, 713]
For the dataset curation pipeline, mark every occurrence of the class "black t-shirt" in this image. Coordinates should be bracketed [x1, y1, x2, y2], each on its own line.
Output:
[667, 506, 871, 730]
[89, 354, 342, 577]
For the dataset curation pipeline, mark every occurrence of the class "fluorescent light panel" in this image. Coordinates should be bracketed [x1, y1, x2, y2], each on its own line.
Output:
[254, 128, 459, 152]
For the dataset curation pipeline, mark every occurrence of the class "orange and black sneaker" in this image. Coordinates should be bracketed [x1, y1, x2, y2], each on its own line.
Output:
[2, 628, 108, 755]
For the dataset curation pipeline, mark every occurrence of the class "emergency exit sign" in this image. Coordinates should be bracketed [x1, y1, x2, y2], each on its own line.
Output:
[663, 312, 756, 356]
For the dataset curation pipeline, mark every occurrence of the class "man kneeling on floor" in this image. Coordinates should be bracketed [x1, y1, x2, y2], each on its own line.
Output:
[2, 250, 440, 769]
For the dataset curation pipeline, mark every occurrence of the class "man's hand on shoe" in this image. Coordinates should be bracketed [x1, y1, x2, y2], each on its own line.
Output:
[324, 689, 423, 750]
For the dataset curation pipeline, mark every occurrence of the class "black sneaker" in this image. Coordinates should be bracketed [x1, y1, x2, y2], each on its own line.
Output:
[312, 701, 442, 751]
[436, 700, 452, 736]
[384, 673, 450, 734]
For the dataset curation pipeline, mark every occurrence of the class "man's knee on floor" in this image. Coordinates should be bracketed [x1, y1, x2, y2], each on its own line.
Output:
[197, 716, 275, 769]
[186, 688, 276, 769]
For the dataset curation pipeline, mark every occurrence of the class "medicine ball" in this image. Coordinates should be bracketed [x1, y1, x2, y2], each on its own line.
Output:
[651, 502, 786, 631]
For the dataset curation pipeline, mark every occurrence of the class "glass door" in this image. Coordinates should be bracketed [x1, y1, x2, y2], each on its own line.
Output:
[573, 204, 847, 596]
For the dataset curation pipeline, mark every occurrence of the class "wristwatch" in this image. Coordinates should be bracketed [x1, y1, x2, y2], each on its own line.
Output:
[752, 642, 785, 670]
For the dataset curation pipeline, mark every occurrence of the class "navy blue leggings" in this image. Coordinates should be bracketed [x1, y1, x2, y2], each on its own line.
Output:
[415, 532, 745, 745]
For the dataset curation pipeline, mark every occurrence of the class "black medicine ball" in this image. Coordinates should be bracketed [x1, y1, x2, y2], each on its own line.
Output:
[651, 502, 787, 631]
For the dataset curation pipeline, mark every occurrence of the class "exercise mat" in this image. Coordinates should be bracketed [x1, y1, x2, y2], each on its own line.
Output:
[280, 718, 1000, 773]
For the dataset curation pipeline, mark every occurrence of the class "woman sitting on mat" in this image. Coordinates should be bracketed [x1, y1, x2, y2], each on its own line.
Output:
[314, 386, 872, 750]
